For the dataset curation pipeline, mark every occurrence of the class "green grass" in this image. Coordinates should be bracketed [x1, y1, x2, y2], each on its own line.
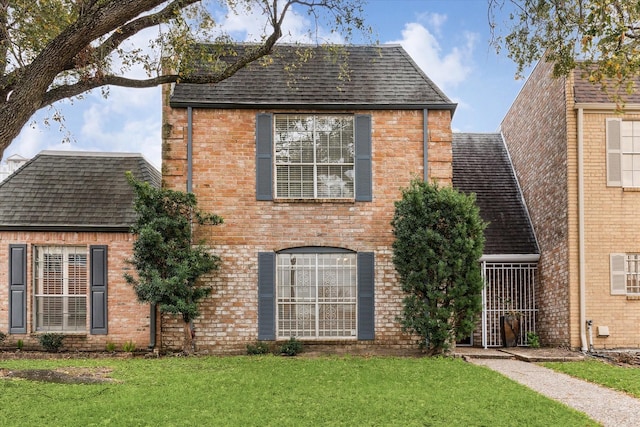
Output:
[0, 356, 596, 426]
[543, 359, 640, 398]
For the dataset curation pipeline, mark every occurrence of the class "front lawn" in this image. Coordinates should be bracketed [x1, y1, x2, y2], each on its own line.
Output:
[0, 355, 596, 426]
[543, 359, 640, 398]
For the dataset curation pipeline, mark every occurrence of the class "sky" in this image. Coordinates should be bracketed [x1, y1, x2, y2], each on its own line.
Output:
[2, 0, 528, 169]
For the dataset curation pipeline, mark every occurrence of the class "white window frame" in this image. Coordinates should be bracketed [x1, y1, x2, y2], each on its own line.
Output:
[34, 246, 88, 332]
[621, 121, 640, 188]
[276, 252, 357, 339]
[274, 114, 355, 199]
[611, 253, 640, 295]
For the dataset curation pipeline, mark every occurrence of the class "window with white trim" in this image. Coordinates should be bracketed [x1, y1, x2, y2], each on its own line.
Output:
[34, 246, 87, 332]
[621, 121, 640, 187]
[607, 119, 640, 188]
[274, 114, 354, 199]
[611, 253, 640, 295]
[276, 252, 357, 338]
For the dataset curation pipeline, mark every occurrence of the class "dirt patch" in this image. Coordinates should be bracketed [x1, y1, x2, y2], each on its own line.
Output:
[0, 367, 117, 384]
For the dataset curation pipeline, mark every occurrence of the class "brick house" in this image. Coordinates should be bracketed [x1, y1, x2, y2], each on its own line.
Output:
[502, 60, 640, 350]
[0, 151, 160, 351]
[162, 44, 538, 353]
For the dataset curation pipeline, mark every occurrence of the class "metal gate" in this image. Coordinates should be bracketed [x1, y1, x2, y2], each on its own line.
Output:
[481, 262, 538, 347]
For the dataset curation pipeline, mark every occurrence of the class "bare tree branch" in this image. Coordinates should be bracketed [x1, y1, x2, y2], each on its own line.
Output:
[41, 74, 181, 107]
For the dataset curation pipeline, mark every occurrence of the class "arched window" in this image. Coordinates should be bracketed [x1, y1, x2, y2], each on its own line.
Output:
[258, 248, 374, 341]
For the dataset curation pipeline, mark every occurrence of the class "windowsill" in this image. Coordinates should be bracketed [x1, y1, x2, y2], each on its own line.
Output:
[622, 187, 640, 192]
[275, 337, 358, 341]
[273, 198, 355, 204]
[32, 331, 88, 335]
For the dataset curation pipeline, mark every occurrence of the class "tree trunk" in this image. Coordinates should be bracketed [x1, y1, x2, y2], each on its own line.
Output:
[182, 320, 194, 354]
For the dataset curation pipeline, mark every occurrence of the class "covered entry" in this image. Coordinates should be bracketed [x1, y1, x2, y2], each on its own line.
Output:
[480, 257, 538, 347]
[452, 133, 540, 348]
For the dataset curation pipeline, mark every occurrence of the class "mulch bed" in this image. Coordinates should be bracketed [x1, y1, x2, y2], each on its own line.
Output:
[590, 351, 640, 367]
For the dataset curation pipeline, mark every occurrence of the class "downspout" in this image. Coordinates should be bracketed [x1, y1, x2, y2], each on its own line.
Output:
[187, 106, 194, 347]
[148, 303, 156, 350]
[423, 109, 429, 181]
[577, 107, 588, 352]
[187, 106, 193, 193]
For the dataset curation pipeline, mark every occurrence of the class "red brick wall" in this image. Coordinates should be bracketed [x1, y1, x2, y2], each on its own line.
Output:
[162, 95, 453, 353]
[0, 231, 150, 351]
[501, 60, 572, 347]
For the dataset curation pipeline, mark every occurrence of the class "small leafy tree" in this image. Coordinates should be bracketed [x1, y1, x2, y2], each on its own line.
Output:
[392, 179, 486, 355]
[124, 172, 222, 354]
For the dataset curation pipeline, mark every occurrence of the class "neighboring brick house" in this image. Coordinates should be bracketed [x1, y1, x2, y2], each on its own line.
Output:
[0, 151, 160, 351]
[162, 44, 538, 352]
[502, 60, 640, 350]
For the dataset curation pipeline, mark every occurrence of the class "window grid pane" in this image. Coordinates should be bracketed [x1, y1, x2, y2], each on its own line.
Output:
[621, 121, 640, 187]
[34, 247, 87, 332]
[626, 254, 640, 295]
[277, 253, 357, 339]
[275, 115, 354, 199]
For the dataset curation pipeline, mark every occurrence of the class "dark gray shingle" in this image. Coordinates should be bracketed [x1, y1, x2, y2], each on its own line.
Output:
[0, 151, 160, 230]
[452, 133, 538, 255]
[171, 44, 456, 110]
[573, 70, 640, 104]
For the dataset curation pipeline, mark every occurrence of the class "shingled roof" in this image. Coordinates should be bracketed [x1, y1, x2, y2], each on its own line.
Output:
[452, 133, 538, 256]
[573, 70, 640, 104]
[170, 44, 456, 111]
[0, 151, 160, 231]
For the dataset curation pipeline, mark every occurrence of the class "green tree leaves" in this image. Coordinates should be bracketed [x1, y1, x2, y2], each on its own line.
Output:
[490, 0, 640, 102]
[124, 172, 222, 352]
[392, 179, 486, 355]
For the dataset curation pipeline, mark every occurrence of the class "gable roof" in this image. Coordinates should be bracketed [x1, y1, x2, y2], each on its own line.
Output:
[452, 133, 538, 256]
[170, 44, 456, 111]
[0, 151, 161, 231]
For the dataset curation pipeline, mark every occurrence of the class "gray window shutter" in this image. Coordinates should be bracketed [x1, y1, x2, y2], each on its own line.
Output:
[606, 118, 622, 187]
[357, 252, 375, 340]
[258, 252, 276, 340]
[355, 115, 372, 201]
[90, 245, 108, 335]
[9, 244, 27, 334]
[256, 113, 273, 200]
[611, 253, 627, 295]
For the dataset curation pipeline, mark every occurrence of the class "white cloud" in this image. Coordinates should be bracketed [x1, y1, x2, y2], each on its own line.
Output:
[416, 12, 447, 36]
[389, 22, 475, 91]
[216, 3, 343, 44]
[80, 87, 162, 167]
[7, 122, 47, 159]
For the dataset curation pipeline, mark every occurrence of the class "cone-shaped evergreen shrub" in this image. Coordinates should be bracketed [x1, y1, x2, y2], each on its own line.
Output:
[392, 179, 486, 355]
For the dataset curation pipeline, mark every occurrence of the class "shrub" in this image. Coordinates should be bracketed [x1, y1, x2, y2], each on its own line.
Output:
[279, 337, 303, 356]
[122, 341, 136, 353]
[247, 341, 271, 355]
[16, 339, 23, 351]
[527, 332, 541, 348]
[105, 342, 117, 352]
[39, 333, 64, 352]
[392, 179, 486, 355]
[0, 331, 6, 346]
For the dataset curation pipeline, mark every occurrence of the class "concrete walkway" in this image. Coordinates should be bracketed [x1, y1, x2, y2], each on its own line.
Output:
[461, 349, 640, 427]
